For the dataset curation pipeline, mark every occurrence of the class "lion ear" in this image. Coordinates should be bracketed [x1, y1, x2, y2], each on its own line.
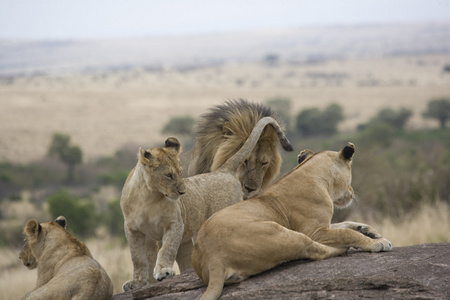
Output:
[139, 147, 152, 161]
[340, 142, 355, 160]
[55, 216, 67, 229]
[24, 219, 41, 237]
[164, 137, 182, 155]
[297, 149, 314, 164]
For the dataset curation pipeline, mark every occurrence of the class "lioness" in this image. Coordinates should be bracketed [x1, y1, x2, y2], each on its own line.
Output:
[121, 117, 292, 291]
[192, 143, 393, 300]
[188, 99, 293, 199]
[21, 216, 113, 300]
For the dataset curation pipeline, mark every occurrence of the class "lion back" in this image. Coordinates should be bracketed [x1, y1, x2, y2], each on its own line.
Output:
[189, 99, 283, 176]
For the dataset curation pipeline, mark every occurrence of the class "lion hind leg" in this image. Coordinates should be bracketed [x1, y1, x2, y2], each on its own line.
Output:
[256, 222, 346, 262]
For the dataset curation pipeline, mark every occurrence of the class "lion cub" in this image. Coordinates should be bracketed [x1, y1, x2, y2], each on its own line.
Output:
[192, 143, 393, 300]
[121, 116, 292, 291]
[21, 216, 113, 300]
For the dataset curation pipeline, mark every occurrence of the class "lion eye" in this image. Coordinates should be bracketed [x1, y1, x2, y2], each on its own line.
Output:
[244, 159, 248, 166]
[262, 162, 269, 166]
[166, 174, 174, 180]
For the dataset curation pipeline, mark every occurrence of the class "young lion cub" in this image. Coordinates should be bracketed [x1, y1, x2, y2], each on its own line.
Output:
[121, 117, 292, 291]
[21, 216, 113, 300]
[192, 143, 393, 300]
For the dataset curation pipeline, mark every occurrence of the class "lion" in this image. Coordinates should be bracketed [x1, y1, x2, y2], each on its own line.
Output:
[192, 143, 393, 300]
[188, 99, 293, 199]
[21, 216, 113, 300]
[121, 116, 292, 291]
[19, 238, 37, 270]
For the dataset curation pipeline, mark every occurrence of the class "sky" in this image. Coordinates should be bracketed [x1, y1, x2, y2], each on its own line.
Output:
[0, 0, 449, 40]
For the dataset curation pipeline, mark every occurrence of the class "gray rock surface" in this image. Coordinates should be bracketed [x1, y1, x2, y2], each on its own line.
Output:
[113, 243, 450, 299]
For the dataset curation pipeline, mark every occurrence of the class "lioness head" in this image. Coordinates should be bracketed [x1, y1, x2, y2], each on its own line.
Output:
[20, 216, 67, 268]
[138, 137, 186, 201]
[297, 143, 355, 208]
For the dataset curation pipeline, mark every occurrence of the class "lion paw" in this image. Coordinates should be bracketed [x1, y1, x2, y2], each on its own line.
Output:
[371, 238, 393, 252]
[154, 267, 175, 282]
[122, 279, 146, 292]
[355, 225, 382, 239]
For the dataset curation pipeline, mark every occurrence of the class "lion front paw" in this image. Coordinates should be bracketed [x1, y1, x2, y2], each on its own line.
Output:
[355, 225, 382, 239]
[122, 279, 146, 292]
[371, 238, 393, 252]
[154, 267, 175, 281]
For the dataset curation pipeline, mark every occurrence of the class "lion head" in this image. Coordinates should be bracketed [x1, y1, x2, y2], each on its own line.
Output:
[138, 137, 186, 201]
[19, 238, 37, 270]
[190, 99, 292, 199]
[296, 143, 356, 208]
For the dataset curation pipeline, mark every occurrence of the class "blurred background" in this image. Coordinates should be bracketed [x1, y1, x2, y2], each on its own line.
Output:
[1, 0, 450, 297]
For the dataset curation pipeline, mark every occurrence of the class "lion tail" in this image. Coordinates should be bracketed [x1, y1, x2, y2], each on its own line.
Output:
[221, 116, 293, 173]
[200, 264, 227, 300]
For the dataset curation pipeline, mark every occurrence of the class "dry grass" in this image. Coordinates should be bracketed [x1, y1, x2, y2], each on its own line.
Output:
[369, 201, 450, 247]
[1, 202, 448, 299]
[1, 55, 449, 163]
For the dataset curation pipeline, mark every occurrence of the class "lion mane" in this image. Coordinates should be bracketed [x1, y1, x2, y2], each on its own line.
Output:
[188, 99, 292, 198]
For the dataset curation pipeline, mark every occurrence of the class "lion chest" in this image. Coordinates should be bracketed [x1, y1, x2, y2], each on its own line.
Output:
[124, 197, 182, 240]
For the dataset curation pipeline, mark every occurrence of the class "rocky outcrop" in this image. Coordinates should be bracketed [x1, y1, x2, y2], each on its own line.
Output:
[113, 243, 450, 299]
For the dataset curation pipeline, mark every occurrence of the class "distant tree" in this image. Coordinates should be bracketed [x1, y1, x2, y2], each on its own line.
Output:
[48, 133, 83, 182]
[263, 53, 280, 66]
[358, 107, 412, 131]
[266, 97, 292, 130]
[162, 116, 195, 136]
[47, 190, 97, 238]
[423, 98, 450, 129]
[295, 103, 344, 137]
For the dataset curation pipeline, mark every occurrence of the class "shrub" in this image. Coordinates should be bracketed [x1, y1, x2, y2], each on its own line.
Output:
[47, 190, 98, 238]
[295, 103, 344, 136]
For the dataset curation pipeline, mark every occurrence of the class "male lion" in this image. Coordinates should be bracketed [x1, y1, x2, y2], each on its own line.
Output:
[192, 143, 393, 300]
[121, 117, 292, 291]
[188, 99, 293, 199]
[21, 216, 113, 300]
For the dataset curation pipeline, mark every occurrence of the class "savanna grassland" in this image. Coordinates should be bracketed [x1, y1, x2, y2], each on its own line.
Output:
[1, 28, 450, 297]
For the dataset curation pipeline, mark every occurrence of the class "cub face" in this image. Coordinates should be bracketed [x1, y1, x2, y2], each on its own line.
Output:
[138, 137, 186, 201]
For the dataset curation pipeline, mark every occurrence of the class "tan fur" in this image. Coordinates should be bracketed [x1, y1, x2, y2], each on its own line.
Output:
[192, 143, 393, 300]
[121, 117, 291, 291]
[21, 216, 113, 300]
[188, 99, 292, 199]
[19, 238, 37, 270]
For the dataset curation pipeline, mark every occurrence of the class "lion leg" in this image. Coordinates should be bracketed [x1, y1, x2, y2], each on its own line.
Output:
[176, 240, 193, 272]
[312, 227, 392, 252]
[153, 220, 184, 281]
[123, 225, 149, 291]
[146, 239, 159, 284]
[330, 221, 382, 239]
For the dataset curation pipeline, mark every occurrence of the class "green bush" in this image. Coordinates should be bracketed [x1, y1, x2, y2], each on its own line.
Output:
[358, 107, 412, 131]
[47, 190, 98, 238]
[295, 103, 344, 137]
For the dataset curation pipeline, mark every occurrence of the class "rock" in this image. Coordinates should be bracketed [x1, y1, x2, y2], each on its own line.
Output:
[113, 243, 450, 299]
